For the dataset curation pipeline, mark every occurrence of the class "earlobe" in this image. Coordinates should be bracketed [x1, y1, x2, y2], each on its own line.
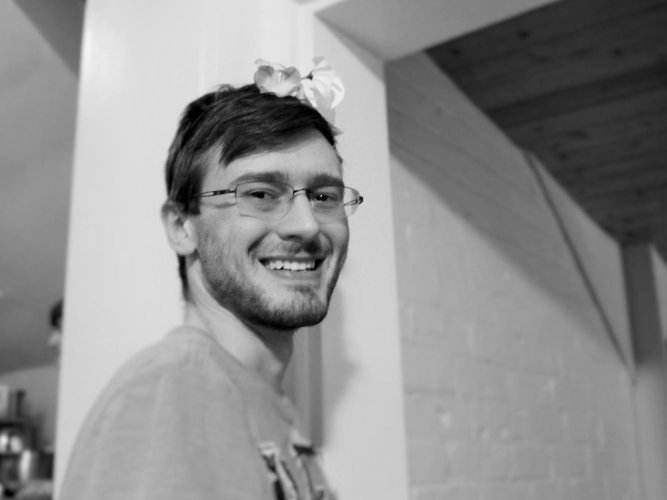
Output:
[161, 201, 198, 256]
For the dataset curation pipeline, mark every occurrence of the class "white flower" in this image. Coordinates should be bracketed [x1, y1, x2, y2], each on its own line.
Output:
[253, 57, 345, 124]
[301, 57, 345, 110]
[253, 59, 303, 99]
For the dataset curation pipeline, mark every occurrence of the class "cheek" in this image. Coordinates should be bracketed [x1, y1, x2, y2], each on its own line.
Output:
[320, 227, 349, 273]
[329, 223, 350, 254]
[198, 216, 269, 261]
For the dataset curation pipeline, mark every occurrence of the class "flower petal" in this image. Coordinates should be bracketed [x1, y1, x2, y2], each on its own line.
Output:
[252, 56, 344, 124]
[254, 60, 303, 98]
[254, 59, 287, 71]
[305, 57, 345, 109]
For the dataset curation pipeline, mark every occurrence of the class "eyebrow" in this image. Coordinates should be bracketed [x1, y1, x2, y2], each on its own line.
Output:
[229, 171, 345, 187]
[230, 171, 288, 185]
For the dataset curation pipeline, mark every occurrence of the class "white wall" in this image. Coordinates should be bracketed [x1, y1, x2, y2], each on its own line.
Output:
[57, 1, 210, 485]
[536, 156, 634, 371]
[311, 19, 409, 499]
[387, 52, 641, 500]
[56, 0, 312, 487]
[624, 244, 667, 500]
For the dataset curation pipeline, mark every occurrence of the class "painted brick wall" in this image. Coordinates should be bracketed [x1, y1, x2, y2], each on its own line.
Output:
[387, 53, 641, 500]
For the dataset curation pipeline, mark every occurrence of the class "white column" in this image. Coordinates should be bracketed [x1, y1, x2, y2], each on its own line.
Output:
[56, 0, 303, 490]
[310, 15, 411, 500]
[624, 244, 667, 500]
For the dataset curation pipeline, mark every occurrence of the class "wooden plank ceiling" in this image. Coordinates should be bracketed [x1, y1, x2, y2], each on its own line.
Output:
[427, 0, 667, 262]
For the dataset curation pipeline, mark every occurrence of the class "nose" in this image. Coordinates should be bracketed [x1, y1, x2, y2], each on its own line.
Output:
[275, 191, 320, 241]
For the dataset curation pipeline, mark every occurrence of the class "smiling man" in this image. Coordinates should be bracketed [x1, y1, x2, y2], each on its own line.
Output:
[60, 60, 362, 500]
[185, 136, 350, 335]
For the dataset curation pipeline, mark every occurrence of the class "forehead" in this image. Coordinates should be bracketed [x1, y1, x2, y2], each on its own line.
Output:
[205, 132, 342, 187]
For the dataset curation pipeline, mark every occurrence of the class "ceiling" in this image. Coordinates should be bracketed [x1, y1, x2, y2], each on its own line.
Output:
[427, 0, 667, 261]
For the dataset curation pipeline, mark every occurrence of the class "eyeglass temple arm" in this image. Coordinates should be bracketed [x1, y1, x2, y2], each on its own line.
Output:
[345, 195, 364, 206]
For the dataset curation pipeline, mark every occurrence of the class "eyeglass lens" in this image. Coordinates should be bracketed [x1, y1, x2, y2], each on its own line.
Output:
[235, 181, 361, 221]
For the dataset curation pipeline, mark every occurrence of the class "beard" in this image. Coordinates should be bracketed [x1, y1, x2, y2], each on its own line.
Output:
[198, 247, 346, 331]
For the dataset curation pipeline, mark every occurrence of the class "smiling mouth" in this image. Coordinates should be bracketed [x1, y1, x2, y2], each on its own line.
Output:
[261, 259, 321, 272]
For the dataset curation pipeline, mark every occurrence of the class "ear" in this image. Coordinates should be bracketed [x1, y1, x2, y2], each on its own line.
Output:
[161, 201, 198, 256]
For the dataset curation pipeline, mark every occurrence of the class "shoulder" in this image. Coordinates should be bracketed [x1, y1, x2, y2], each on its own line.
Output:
[60, 326, 270, 499]
[68, 325, 247, 449]
[107, 325, 233, 390]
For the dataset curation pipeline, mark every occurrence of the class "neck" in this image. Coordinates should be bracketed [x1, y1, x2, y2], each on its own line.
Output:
[184, 276, 295, 395]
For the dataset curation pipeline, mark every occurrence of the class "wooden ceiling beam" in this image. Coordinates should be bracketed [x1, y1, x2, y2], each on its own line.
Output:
[506, 86, 667, 142]
[587, 197, 662, 220]
[443, 8, 667, 108]
[651, 227, 667, 241]
[545, 171, 667, 197]
[615, 219, 667, 241]
[554, 159, 667, 186]
[616, 231, 659, 246]
[427, 0, 667, 72]
[533, 132, 667, 171]
[539, 139, 667, 170]
[511, 108, 667, 154]
[567, 171, 667, 201]
[556, 166, 667, 196]
[577, 185, 667, 211]
[597, 216, 664, 237]
[599, 212, 666, 233]
[487, 63, 667, 127]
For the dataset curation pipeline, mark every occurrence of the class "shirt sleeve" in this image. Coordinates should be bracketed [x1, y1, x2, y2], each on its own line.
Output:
[59, 361, 270, 500]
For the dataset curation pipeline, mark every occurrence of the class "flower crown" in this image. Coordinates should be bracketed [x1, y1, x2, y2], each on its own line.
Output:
[253, 57, 345, 124]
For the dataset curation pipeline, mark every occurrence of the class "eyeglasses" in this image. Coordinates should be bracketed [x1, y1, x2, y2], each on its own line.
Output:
[196, 180, 364, 222]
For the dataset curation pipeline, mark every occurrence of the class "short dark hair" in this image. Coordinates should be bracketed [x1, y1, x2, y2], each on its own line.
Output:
[164, 83, 339, 298]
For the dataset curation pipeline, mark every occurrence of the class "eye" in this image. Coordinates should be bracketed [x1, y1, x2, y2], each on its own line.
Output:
[314, 192, 333, 202]
[312, 187, 343, 205]
[247, 189, 277, 200]
[238, 182, 285, 201]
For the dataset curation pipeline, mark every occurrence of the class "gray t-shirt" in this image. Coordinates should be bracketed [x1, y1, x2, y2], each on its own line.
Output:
[60, 326, 331, 500]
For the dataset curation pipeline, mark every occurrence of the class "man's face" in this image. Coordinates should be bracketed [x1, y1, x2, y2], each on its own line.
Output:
[192, 132, 349, 330]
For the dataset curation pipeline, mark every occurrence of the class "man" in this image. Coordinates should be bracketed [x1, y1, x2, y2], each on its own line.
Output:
[60, 59, 363, 499]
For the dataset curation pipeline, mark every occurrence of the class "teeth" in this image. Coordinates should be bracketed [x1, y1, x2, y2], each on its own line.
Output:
[265, 260, 316, 271]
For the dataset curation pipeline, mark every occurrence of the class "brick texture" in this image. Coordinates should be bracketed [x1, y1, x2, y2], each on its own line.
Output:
[388, 53, 641, 499]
